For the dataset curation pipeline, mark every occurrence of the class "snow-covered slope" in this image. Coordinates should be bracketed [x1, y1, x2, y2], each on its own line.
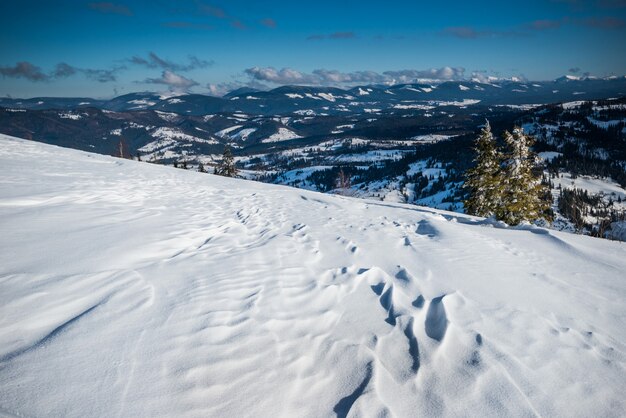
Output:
[1, 134, 625, 417]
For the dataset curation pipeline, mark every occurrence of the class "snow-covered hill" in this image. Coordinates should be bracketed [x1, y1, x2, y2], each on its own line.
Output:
[1, 134, 625, 417]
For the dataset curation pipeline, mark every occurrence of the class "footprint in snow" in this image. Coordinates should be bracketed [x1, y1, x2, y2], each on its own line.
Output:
[425, 295, 448, 342]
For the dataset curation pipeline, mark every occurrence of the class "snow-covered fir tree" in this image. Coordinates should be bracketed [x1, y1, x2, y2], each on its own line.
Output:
[215, 146, 238, 177]
[498, 127, 549, 225]
[464, 121, 502, 217]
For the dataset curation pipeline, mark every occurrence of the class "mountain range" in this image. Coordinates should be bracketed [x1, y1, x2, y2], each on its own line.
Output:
[2, 76, 625, 116]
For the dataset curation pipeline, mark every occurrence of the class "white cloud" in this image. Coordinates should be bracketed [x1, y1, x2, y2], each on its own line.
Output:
[244, 66, 466, 86]
[142, 70, 198, 91]
[244, 67, 319, 85]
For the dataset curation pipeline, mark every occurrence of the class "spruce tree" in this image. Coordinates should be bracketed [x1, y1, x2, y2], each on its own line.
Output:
[215, 146, 238, 177]
[498, 127, 550, 225]
[464, 120, 502, 217]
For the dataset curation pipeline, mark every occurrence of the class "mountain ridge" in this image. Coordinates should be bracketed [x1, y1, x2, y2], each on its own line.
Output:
[2, 76, 625, 115]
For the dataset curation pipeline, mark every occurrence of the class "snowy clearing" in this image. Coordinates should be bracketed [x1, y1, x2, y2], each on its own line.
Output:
[215, 125, 242, 138]
[410, 134, 459, 143]
[261, 128, 302, 143]
[1, 135, 625, 417]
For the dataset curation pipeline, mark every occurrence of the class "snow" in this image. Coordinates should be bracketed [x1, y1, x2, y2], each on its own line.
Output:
[285, 93, 304, 99]
[2, 135, 626, 417]
[261, 128, 302, 143]
[129, 122, 152, 130]
[433, 99, 481, 107]
[293, 109, 316, 116]
[231, 128, 257, 141]
[317, 138, 370, 150]
[393, 104, 435, 110]
[127, 99, 156, 108]
[333, 150, 408, 163]
[587, 117, 626, 129]
[610, 221, 626, 241]
[317, 93, 338, 102]
[357, 88, 369, 96]
[155, 110, 179, 122]
[496, 104, 542, 110]
[593, 103, 626, 111]
[458, 85, 470, 91]
[272, 117, 291, 125]
[410, 134, 459, 143]
[215, 125, 242, 138]
[151, 127, 216, 144]
[304, 93, 322, 100]
[139, 128, 218, 154]
[538, 151, 562, 162]
[331, 124, 355, 134]
[561, 101, 587, 109]
[59, 112, 82, 120]
[553, 172, 626, 202]
[157, 91, 182, 100]
[277, 166, 333, 184]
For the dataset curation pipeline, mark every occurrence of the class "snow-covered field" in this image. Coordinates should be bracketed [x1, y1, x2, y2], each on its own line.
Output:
[1, 134, 625, 417]
[261, 128, 302, 143]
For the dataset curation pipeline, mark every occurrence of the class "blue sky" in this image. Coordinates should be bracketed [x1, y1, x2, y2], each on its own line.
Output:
[1, 0, 625, 98]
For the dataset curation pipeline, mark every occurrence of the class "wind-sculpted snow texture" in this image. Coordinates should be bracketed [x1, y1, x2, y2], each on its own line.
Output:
[1, 134, 625, 417]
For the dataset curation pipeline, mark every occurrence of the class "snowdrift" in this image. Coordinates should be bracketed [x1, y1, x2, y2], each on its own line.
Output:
[0, 134, 625, 417]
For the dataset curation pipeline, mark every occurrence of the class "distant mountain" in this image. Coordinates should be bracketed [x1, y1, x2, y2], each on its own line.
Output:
[152, 94, 234, 115]
[2, 76, 625, 117]
[102, 92, 164, 111]
[0, 96, 104, 110]
[222, 87, 261, 99]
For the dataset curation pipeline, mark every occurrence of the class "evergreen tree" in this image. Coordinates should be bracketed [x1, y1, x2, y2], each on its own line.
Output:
[198, 162, 206, 173]
[498, 127, 550, 225]
[464, 120, 502, 217]
[215, 146, 238, 177]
